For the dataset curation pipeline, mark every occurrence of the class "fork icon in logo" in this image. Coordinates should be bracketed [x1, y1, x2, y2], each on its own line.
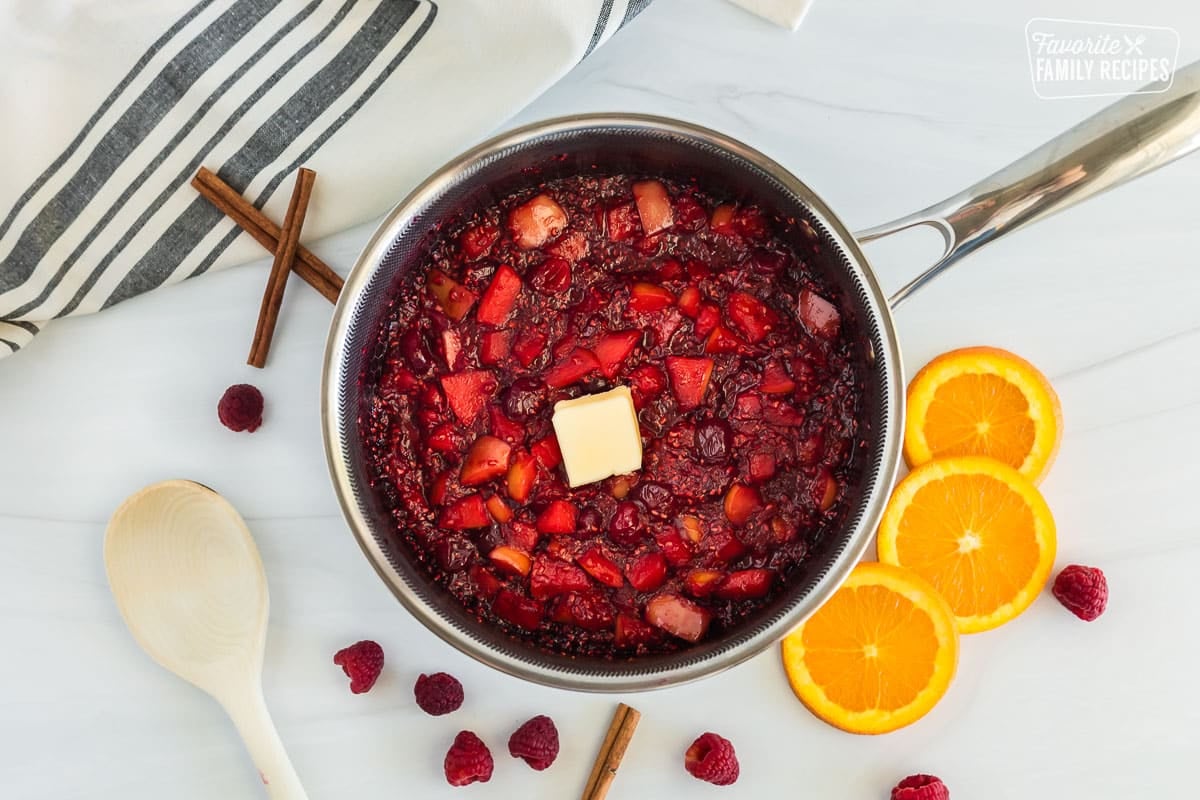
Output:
[1125, 34, 1146, 55]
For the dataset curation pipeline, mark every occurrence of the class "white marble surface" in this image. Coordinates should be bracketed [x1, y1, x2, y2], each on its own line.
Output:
[3, 0, 1200, 797]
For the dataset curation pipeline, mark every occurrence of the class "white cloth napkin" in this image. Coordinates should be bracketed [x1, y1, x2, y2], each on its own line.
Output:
[728, 0, 812, 30]
[0, 0, 652, 358]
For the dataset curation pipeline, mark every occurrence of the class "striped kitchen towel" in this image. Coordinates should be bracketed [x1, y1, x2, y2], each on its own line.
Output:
[0, 0, 652, 358]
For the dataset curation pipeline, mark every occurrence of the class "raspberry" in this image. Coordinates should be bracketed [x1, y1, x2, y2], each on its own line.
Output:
[332, 640, 384, 694]
[684, 732, 739, 786]
[1052, 564, 1108, 621]
[218, 384, 264, 432]
[414, 672, 464, 715]
[892, 774, 950, 800]
[443, 731, 494, 786]
[508, 714, 559, 770]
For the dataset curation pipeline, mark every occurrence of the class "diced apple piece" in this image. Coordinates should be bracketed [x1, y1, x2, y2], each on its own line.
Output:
[479, 330, 511, 365]
[593, 330, 641, 379]
[550, 591, 615, 631]
[530, 256, 572, 295]
[706, 529, 748, 562]
[529, 555, 591, 600]
[684, 569, 725, 598]
[674, 195, 708, 231]
[723, 483, 762, 525]
[546, 229, 590, 263]
[727, 291, 776, 343]
[509, 194, 567, 249]
[427, 423, 462, 454]
[512, 331, 548, 367]
[476, 264, 522, 325]
[606, 202, 642, 241]
[493, 589, 544, 630]
[645, 594, 712, 643]
[460, 223, 499, 260]
[438, 493, 490, 530]
[625, 552, 668, 592]
[426, 269, 477, 321]
[506, 450, 538, 504]
[460, 435, 512, 486]
[577, 548, 625, 589]
[485, 494, 513, 523]
[677, 515, 703, 543]
[715, 568, 775, 600]
[704, 324, 744, 354]
[489, 545, 532, 576]
[677, 286, 702, 318]
[429, 471, 451, 506]
[665, 356, 714, 411]
[531, 434, 562, 470]
[544, 347, 600, 388]
[799, 288, 840, 338]
[759, 361, 795, 394]
[749, 452, 777, 482]
[441, 329, 463, 370]
[440, 371, 497, 426]
[535, 499, 577, 535]
[469, 564, 503, 599]
[632, 180, 674, 235]
[628, 364, 667, 409]
[615, 612, 658, 647]
[710, 204, 737, 235]
[694, 304, 721, 339]
[812, 468, 839, 511]
[628, 282, 675, 313]
[654, 528, 694, 567]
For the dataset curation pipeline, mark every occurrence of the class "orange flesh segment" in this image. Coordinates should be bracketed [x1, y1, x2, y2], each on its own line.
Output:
[922, 374, 1036, 469]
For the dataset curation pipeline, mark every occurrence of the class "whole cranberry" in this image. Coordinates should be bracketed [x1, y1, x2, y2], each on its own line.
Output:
[577, 508, 604, 537]
[634, 481, 676, 518]
[435, 535, 475, 573]
[399, 329, 435, 374]
[502, 377, 546, 421]
[609, 501, 644, 548]
[695, 419, 733, 464]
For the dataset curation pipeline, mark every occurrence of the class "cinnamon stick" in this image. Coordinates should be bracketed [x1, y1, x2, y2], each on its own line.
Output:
[247, 168, 315, 368]
[191, 167, 342, 303]
[582, 703, 641, 800]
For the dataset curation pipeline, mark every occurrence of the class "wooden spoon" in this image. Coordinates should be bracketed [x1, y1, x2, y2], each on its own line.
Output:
[104, 480, 308, 799]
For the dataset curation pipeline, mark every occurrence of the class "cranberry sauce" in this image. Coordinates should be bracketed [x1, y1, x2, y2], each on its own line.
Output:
[360, 172, 867, 658]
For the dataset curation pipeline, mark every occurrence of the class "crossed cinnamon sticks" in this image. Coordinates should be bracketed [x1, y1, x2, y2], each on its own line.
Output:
[191, 166, 343, 367]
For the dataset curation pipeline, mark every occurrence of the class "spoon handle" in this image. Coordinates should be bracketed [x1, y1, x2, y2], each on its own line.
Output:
[223, 685, 310, 800]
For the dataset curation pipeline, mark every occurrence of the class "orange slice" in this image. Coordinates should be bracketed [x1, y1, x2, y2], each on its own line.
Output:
[877, 456, 1056, 634]
[780, 562, 958, 735]
[904, 346, 1062, 484]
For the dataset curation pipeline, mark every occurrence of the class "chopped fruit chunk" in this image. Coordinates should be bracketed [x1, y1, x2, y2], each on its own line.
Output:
[628, 364, 667, 408]
[684, 569, 725, 598]
[629, 282, 676, 312]
[429, 471, 451, 505]
[439, 494, 491, 530]
[694, 304, 721, 338]
[469, 564, 503, 598]
[625, 552, 668, 592]
[486, 494, 513, 523]
[759, 361, 795, 394]
[512, 331, 548, 367]
[577, 549, 624, 588]
[593, 330, 641, 378]
[674, 195, 708, 231]
[546, 229, 589, 263]
[710, 204, 737, 234]
[706, 530, 748, 562]
[715, 569, 774, 600]
[427, 269, 477, 321]
[509, 194, 567, 249]
[488, 406, 523, 444]
[531, 434, 563, 469]
[655, 528, 694, 566]
[506, 451, 538, 504]
[632, 180, 675, 235]
[727, 291, 775, 343]
[440, 329, 463, 370]
[477, 265, 522, 325]
[479, 330, 511, 365]
[607, 201, 642, 241]
[427, 423, 462, 453]
[530, 256, 572, 295]
[493, 590, 544, 630]
[460, 435, 512, 486]
[549, 591, 615, 631]
[723, 483, 762, 525]
[665, 356, 714, 410]
[615, 612, 658, 647]
[678, 515, 703, 543]
[812, 468, 838, 511]
[749, 452, 777, 482]
[506, 520, 539, 552]
[545, 347, 600, 388]
[799, 288, 840, 338]
[459, 223, 499, 260]
[677, 286, 702, 318]
[440, 371, 497, 426]
[530, 555, 591, 600]
[645, 594, 712, 642]
[535, 499, 578, 535]
[489, 545, 532, 577]
[704, 324, 744, 354]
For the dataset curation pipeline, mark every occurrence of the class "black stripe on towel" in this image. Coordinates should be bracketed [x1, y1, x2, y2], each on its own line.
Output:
[583, 0, 616, 59]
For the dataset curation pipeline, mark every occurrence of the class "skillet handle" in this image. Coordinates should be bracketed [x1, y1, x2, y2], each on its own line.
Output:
[855, 59, 1200, 309]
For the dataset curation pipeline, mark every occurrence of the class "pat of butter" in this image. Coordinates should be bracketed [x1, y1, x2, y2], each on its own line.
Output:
[551, 386, 643, 488]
